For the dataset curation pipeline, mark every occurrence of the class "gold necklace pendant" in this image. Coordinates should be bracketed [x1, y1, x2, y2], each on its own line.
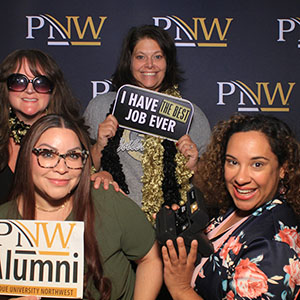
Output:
[35, 203, 66, 213]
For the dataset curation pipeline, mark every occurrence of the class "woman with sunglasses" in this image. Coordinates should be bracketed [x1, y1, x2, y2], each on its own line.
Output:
[0, 49, 114, 204]
[0, 114, 162, 300]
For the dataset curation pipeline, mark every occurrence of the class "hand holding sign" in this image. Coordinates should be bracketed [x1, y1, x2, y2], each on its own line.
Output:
[95, 114, 119, 151]
[177, 135, 199, 172]
[112, 85, 194, 141]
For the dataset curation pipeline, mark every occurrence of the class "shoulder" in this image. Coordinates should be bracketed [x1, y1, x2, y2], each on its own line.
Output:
[0, 200, 19, 219]
[273, 198, 298, 219]
[217, 200, 299, 259]
[91, 185, 155, 250]
[190, 103, 210, 130]
[91, 184, 135, 207]
[83, 92, 117, 136]
[188, 102, 211, 154]
[191, 102, 208, 118]
[84, 92, 116, 112]
[257, 199, 298, 233]
[91, 185, 152, 223]
[83, 92, 116, 119]
[269, 201, 299, 251]
[233, 200, 299, 258]
[239, 200, 298, 240]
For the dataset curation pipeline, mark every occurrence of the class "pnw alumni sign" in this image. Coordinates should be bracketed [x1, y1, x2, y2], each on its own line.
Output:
[0, 220, 84, 298]
[112, 85, 194, 141]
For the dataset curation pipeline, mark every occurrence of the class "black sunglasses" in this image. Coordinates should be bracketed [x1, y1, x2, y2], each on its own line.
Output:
[7, 73, 54, 94]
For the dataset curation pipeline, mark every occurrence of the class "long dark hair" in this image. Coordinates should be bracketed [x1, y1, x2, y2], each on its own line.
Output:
[0, 49, 85, 171]
[194, 113, 300, 216]
[9, 114, 111, 300]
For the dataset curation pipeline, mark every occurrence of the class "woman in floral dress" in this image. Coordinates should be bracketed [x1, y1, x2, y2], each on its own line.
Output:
[162, 114, 300, 300]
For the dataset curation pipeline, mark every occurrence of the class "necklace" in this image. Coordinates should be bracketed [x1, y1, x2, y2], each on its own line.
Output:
[101, 86, 193, 225]
[35, 202, 67, 213]
[8, 108, 31, 144]
[141, 87, 193, 224]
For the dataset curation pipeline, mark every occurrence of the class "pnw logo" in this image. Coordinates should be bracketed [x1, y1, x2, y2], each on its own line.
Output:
[278, 17, 300, 48]
[153, 16, 233, 47]
[26, 14, 107, 46]
[217, 81, 295, 112]
[0, 220, 84, 298]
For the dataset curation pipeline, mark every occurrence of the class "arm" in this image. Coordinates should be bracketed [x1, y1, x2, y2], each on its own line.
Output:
[162, 237, 203, 300]
[188, 103, 211, 157]
[134, 241, 163, 300]
[188, 104, 211, 185]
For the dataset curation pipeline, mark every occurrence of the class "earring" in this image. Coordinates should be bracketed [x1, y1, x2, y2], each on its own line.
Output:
[278, 178, 288, 198]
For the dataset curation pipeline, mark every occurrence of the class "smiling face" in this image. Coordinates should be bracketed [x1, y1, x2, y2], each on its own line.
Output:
[224, 131, 285, 213]
[130, 38, 167, 91]
[32, 128, 83, 207]
[9, 58, 51, 125]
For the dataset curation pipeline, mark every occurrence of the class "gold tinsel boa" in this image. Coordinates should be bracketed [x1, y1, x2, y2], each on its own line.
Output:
[9, 108, 31, 144]
[141, 87, 194, 224]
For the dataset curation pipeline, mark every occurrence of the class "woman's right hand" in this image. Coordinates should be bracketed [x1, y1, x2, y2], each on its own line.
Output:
[91, 170, 125, 193]
[95, 114, 119, 152]
[90, 114, 119, 170]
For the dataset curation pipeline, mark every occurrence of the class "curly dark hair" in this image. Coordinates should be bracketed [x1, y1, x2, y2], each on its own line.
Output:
[194, 113, 300, 216]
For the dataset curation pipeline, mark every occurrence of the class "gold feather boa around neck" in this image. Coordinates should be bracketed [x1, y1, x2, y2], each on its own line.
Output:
[8, 108, 31, 144]
[140, 87, 194, 224]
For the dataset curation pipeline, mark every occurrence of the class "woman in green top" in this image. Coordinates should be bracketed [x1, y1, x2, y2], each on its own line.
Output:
[0, 114, 162, 300]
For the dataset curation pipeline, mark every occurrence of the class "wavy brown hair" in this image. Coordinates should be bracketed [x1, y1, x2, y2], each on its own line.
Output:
[0, 49, 85, 171]
[9, 114, 111, 300]
[194, 114, 300, 216]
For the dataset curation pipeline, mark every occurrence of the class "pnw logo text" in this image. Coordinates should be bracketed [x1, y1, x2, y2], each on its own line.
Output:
[26, 14, 107, 46]
[0, 220, 84, 298]
[277, 17, 300, 48]
[218, 81, 295, 112]
[153, 16, 233, 47]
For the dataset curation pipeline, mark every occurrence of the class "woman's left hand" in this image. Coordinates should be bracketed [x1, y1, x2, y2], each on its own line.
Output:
[177, 135, 199, 172]
[91, 171, 121, 192]
[162, 237, 198, 299]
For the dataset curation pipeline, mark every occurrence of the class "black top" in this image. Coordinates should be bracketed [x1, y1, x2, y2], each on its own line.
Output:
[0, 165, 14, 204]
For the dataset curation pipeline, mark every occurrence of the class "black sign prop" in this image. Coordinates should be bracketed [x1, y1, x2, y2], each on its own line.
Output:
[112, 85, 194, 141]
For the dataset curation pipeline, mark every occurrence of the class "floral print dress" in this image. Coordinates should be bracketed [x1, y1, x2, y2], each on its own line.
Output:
[193, 197, 300, 299]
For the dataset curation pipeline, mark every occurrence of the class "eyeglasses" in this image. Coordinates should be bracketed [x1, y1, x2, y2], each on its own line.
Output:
[7, 73, 54, 94]
[32, 148, 89, 170]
